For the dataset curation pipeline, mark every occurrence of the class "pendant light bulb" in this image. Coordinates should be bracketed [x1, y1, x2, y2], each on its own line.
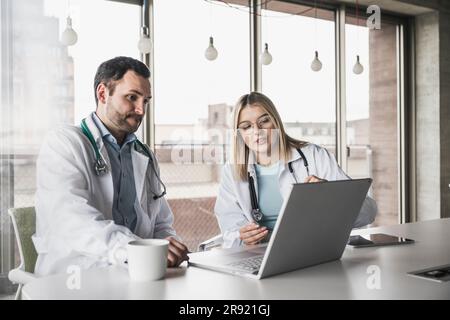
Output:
[138, 26, 152, 54]
[60, 16, 78, 46]
[310, 50, 322, 72]
[353, 55, 364, 75]
[260, 43, 273, 66]
[205, 36, 218, 61]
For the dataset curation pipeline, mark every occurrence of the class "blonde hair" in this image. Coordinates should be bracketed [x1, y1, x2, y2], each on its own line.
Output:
[231, 92, 308, 181]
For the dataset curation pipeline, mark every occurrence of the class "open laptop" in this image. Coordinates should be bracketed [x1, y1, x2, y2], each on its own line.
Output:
[188, 178, 372, 279]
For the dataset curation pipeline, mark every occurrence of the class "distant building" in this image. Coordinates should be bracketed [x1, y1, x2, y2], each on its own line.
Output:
[0, 0, 75, 286]
[1, 0, 74, 155]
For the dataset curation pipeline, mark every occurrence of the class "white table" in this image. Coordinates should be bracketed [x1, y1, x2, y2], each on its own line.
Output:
[23, 219, 450, 299]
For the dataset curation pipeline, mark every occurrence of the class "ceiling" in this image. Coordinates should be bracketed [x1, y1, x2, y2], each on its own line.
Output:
[106, 0, 437, 16]
[336, 0, 434, 15]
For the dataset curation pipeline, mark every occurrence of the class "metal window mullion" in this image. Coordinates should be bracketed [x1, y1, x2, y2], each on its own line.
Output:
[335, 5, 347, 170]
[0, 0, 16, 290]
[399, 20, 415, 224]
[142, 0, 154, 149]
[407, 18, 417, 223]
[397, 24, 407, 224]
[250, 0, 261, 92]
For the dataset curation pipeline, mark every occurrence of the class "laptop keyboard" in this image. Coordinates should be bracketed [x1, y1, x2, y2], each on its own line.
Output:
[226, 255, 264, 272]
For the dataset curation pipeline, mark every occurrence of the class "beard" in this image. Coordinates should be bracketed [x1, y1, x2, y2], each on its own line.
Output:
[106, 101, 143, 134]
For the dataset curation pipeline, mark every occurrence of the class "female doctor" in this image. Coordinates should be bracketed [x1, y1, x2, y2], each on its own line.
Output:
[214, 92, 377, 248]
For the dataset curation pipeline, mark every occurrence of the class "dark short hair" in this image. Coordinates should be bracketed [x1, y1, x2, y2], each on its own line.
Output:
[93, 56, 150, 106]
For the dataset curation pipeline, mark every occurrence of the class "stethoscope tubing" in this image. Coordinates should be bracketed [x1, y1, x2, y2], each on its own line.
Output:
[248, 148, 309, 221]
[81, 118, 166, 200]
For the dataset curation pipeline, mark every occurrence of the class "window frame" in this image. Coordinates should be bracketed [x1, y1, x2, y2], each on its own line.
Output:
[141, 0, 413, 223]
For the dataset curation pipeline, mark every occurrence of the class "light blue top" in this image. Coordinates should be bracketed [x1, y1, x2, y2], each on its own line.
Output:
[254, 162, 284, 230]
[92, 113, 138, 231]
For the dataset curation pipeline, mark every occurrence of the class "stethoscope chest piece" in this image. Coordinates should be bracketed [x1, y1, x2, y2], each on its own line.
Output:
[251, 208, 263, 222]
[94, 158, 108, 176]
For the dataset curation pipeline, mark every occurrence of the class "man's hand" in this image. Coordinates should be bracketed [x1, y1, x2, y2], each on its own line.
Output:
[304, 175, 327, 183]
[165, 237, 189, 267]
[239, 223, 269, 245]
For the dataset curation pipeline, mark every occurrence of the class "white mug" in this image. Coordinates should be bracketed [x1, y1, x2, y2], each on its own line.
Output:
[126, 239, 169, 281]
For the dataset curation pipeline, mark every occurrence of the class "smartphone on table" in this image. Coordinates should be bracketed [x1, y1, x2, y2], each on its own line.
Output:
[347, 233, 415, 248]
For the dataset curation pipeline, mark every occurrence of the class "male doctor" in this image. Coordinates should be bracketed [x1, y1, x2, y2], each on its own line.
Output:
[33, 56, 189, 276]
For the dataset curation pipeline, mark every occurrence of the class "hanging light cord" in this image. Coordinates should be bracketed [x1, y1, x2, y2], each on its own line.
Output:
[203, 0, 322, 19]
[314, 0, 318, 48]
[264, 0, 268, 43]
[356, 0, 360, 53]
[67, 0, 70, 16]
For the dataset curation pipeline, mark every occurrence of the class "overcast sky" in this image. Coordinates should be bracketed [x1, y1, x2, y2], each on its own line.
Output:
[44, 0, 369, 125]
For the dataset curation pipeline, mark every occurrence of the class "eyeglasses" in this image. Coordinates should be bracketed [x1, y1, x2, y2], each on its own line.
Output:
[237, 115, 273, 135]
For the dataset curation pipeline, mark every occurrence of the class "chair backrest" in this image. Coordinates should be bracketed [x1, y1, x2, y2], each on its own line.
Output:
[8, 207, 38, 273]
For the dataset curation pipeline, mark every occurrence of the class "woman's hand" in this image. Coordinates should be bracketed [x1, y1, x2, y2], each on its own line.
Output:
[239, 223, 269, 245]
[304, 175, 327, 183]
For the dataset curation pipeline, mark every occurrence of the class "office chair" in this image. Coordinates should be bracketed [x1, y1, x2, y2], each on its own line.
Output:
[8, 207, 38, 300]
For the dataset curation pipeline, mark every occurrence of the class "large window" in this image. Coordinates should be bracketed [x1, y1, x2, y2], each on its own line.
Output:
[345, 13, 401, 226]
[153, 0, 250, 251]
[0, 0, 140, 292]
[0, 0, 409, 294]
[261, 1, 336, 152]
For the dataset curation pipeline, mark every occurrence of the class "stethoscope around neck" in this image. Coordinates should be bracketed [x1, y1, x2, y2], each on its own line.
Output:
[248, 148, 309, 222]
[80, 118, 167, 200]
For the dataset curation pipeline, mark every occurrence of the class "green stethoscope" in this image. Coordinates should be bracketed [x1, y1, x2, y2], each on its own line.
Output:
[80, 118, 167, 200]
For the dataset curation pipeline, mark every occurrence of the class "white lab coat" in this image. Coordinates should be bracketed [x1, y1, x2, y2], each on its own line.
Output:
[214, 144, 378, 248]
[32, 113, 177, 276]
